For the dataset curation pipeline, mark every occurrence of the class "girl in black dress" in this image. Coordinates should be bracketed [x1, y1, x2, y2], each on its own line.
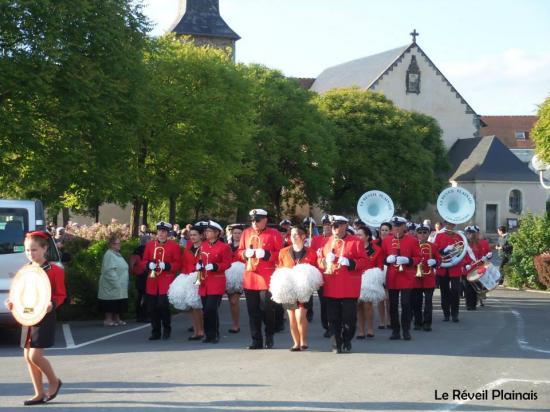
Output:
[6, 231, 66, 405]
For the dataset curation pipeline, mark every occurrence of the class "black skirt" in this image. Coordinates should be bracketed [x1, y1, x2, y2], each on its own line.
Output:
[98, 298, 128, 314]
[20, 310, 57, 349]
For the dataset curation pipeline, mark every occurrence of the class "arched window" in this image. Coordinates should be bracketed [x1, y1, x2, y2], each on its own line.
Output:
[509, 189, 522, 214]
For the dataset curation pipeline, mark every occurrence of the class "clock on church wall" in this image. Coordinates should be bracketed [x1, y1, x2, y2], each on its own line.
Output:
[406, 55, 421, 94]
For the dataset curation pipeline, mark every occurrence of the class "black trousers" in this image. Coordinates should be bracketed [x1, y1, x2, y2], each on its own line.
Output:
[411, 288, 434, 326]
[325, 297, 357, 347]
[439, 273, 461, 318]
[275, 302, 285, 331]
[147, 294, 171, 337]
[463, 277, 478, 309]
[201, 295, 222, 340]
[136, 286, 147, 321]
[317, 287, 328, 330]
[244, 289, 276, 344]
[305, 295, 314, 322]
[388, 289, 412, 335]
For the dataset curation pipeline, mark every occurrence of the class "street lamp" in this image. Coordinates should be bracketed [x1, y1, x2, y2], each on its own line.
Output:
[531, 154, 550, 189]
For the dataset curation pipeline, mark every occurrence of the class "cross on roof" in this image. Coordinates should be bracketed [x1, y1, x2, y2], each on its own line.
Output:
[410, 29, 419, 43]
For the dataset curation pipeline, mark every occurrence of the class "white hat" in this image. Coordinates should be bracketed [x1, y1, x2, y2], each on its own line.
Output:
[206, 220, 223, 232]
[465, 225, 480, 233]
[329, 215, 349, 224]
[279, 219, 291, 226]
[303, 217, 316, 225]
[249, 209, 268, 219]
[391, 216, 407, 225]
[346, 225, 356, 234]
[156, 221, 173, 231]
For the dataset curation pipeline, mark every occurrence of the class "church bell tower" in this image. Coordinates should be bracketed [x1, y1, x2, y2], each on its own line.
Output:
[171, 0, 240, 61]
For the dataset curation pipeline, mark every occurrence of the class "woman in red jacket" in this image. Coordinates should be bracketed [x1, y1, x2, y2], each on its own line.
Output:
[355, 226, 384, 339]
[181, 226, 205, 340]
[6, 232, 66, 405]
[198, 220, 232, 343]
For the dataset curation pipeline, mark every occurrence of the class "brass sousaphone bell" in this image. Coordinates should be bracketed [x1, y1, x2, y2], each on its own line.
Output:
[436, 187, 476, 268]
[356, 190, 395, 228]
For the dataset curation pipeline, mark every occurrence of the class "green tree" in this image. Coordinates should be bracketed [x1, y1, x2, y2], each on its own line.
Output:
[231, 65, 336, 219]
[131, 35, 255, 230]
[507, 212, 550, 289]
[0, 0, 150, 224]
[314, 88, 448, 215]
[532, 96, 550, 164]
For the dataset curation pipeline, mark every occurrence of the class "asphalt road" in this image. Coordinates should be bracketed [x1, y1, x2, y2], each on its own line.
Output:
[1, 287, 549, 411]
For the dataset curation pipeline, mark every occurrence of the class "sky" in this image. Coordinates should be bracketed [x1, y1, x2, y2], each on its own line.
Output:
[142, 0, 550, 115]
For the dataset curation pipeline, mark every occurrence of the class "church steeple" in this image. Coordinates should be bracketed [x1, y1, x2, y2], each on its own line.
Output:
[171, 0, 240, 60]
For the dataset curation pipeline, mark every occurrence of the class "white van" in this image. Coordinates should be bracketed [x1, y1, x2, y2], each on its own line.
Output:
[0, 200, 63, 325]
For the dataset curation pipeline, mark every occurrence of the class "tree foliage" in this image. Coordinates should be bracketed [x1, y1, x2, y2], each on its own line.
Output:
[506, 212, 550, 289]
[532, 96, 550, 164]
[231, 65, 336, 219]
[314, 88, 449, 216]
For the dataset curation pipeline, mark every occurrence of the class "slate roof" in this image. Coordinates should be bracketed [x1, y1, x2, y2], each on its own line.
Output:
[310, 45, 410, 93]
[171, 0, 240, 40]
[480, 116, 538, 149]
[448, 136, 539, 182]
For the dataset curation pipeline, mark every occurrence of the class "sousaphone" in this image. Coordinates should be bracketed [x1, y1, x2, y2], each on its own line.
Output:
[8, 264, 52, 326]
[357, 190, 395, 227]
[436, 187, 475, 268]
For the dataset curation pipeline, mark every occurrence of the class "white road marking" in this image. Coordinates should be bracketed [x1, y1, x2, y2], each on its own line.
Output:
[511, 309, 550, 354]
[48, 323, 150, 351]
[440, 378, 550, 411]
[62, 323, 75, 348]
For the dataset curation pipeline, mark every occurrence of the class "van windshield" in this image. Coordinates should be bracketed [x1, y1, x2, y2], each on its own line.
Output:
[0, 208, 28, 255]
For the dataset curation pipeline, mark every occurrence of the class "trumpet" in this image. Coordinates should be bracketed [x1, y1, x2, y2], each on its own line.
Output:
[391, 236, 404, 272]
[149, 245, 165, 278]
[324, 236, 345, 275]
[195, 251, 210, 286]
[246, 234, 262, 271]
[416, 242, 433, 278]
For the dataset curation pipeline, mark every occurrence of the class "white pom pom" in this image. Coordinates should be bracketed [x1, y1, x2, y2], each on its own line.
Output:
[359, 268, 386, 303]
[168, 273, 202, 310]
[293, 263, 323, 303]
[269, 267, 297, 304]
[225, 261, 245, 294]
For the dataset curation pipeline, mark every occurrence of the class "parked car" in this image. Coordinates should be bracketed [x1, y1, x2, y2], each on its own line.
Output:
[0, 199, 64, 326]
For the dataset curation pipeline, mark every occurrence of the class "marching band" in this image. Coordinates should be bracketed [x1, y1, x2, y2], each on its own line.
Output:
[162, 187, 503, 353]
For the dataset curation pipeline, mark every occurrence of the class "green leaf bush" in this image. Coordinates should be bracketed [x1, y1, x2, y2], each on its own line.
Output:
[506, 213, 550, 289]
[58, 237, 140, 320]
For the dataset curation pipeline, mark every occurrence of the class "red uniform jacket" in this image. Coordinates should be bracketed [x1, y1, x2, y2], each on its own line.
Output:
[365, 242, 384, 270]
[139, 239, 182, 295]
[310, 235, 330, 254]
[198, 240, 232, 296]
[181, 243, 201, 274]
[46, 263, 67, 309]
[434, 230, 465, 278]
[414, 241, 440, 289]
[381, 234, 421, 290]
[229, 241, 241, 263]
[277, 246, 317, 268]
[238, 227, 283, 290]
[319, 234, 368, 298]
[463, 239, 491, 273]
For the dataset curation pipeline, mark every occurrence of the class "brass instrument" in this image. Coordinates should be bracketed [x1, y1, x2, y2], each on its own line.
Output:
[149, 245, 166, 278]
[391, 236, 404, 272]
[416, 242, 433, 278]
[324, 236, 345, 275]
[440, 230, 467, 268]
[246, 234, 262, 271]
[194, 250, 210, 286]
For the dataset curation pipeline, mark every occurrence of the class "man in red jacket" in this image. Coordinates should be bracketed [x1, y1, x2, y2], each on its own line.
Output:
[318, 215, 367, 353]
[434, 221, 465, 322]
[463, 225, 492, 310]
[381, 216, 421, 341]
[238, 209, 283, 349]
[140, 221, 182, 340]
[310, 214, 332, 336]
